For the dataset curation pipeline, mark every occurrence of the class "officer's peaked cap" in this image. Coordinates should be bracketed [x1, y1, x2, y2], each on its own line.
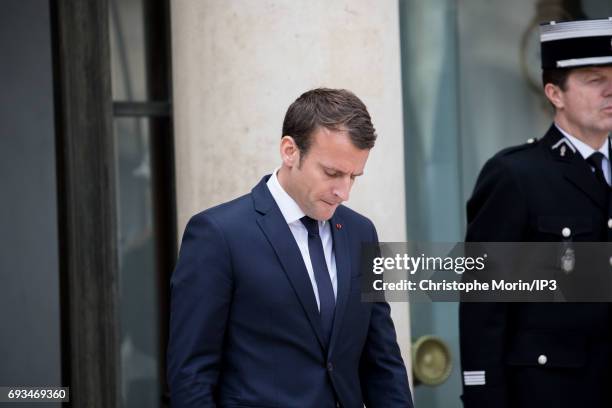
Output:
[540, 18, 612, 69]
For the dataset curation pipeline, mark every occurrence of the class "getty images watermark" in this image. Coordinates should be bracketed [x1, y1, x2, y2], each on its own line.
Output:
[360, 242, 612, 302]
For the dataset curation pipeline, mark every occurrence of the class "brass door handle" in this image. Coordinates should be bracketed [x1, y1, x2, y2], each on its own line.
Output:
[412, 335, 452, 386]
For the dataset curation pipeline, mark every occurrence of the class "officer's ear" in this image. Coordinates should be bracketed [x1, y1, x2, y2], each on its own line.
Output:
[544, 83, 565, 110]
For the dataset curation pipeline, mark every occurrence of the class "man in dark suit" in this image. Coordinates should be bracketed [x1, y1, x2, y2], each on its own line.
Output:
[167, 88, 413, 407]
[460, 18, 612, 407]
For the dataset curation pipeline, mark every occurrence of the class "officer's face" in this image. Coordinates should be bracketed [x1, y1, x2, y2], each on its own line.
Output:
[553, 66, 612, 139]
[279, 126, 370, 221]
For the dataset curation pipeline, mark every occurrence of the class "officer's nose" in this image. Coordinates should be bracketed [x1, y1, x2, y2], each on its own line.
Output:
[604, 75, 612, 97]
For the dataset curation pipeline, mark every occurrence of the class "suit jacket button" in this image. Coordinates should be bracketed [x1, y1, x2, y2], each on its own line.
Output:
[538, 354, 547, 365]
[608, 218, 612, 229]
[327, 362, 334, 372]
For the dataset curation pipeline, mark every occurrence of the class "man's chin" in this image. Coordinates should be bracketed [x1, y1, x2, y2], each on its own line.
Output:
[313, 204, 338, 221]
[598, 124, 612, 133]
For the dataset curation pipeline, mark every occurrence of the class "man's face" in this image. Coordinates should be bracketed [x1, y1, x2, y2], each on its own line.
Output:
[554, 66, 612, 138]
[280, 127, 370, 221]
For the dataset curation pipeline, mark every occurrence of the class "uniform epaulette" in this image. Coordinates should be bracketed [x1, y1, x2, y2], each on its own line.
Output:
[496, 138, 539, 157]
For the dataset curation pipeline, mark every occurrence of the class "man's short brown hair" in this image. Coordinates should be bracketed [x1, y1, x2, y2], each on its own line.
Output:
[542, 68, 571, 91]
[282, 88, 377, 157]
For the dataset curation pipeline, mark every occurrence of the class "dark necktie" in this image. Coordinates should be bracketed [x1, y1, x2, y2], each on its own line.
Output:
[587, 152, 608, 187]
[300, 216, 335, 344]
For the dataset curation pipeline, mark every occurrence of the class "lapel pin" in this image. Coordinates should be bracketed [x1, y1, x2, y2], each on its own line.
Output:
[336, 223, 342, 230]
[560, 145, 566, 157]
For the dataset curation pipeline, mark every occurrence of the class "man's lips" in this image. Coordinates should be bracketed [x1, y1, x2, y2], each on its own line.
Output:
[322, 200, 340, 207]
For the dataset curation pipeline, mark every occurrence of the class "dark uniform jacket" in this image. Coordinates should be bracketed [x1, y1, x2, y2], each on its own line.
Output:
[460, 124, 612, 408]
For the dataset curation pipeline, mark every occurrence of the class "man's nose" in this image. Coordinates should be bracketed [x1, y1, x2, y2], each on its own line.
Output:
[332, 177, 352, 202]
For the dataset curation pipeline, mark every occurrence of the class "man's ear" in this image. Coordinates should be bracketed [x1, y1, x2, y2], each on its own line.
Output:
[544, 83, 565, 110]
[280, 136, 300, 168]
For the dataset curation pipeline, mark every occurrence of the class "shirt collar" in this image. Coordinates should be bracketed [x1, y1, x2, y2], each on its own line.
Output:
[266, 168, 327, 228]
[555, 123, 609, 160]
[266, 167, 306, 224]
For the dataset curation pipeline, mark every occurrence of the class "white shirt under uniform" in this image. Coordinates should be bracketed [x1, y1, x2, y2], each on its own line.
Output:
[555, 123, 611, 185]
[266, 168, 338, 311]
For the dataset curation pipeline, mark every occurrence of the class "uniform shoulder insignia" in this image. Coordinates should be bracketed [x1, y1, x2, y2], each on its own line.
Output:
[526, 137, 538, 144]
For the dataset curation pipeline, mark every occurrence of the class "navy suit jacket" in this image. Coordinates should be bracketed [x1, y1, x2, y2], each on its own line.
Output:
[168, 176, 413, 408]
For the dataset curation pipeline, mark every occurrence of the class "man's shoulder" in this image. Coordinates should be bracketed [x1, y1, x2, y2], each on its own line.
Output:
[483, 137, 547, 176]
[189, 192, 254, 229]
[493, 137, 542, 162]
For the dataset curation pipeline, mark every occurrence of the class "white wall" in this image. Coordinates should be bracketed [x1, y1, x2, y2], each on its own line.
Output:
[171, 0, 411, 378]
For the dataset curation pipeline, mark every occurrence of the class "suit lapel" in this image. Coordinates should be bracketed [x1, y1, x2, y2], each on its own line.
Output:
[252, 177, 327, 351]
[543, 125, 608, 210]
[327, 211, 351, 356]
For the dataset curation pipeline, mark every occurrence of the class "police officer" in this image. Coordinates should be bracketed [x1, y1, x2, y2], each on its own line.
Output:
[459, 18, 612, 407]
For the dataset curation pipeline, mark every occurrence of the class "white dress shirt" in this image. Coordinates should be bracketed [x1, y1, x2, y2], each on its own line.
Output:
[555, 123, 611, 185]
[266, 168, 337, 310]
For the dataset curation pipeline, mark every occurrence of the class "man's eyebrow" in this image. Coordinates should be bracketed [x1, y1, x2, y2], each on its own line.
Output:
[321, 165, 364, 177]
[580, 68, 602, 76]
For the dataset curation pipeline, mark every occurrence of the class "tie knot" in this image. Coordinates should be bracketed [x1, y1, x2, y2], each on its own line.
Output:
[300, 216, 319, 236]
[587, 152, 605, 168]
